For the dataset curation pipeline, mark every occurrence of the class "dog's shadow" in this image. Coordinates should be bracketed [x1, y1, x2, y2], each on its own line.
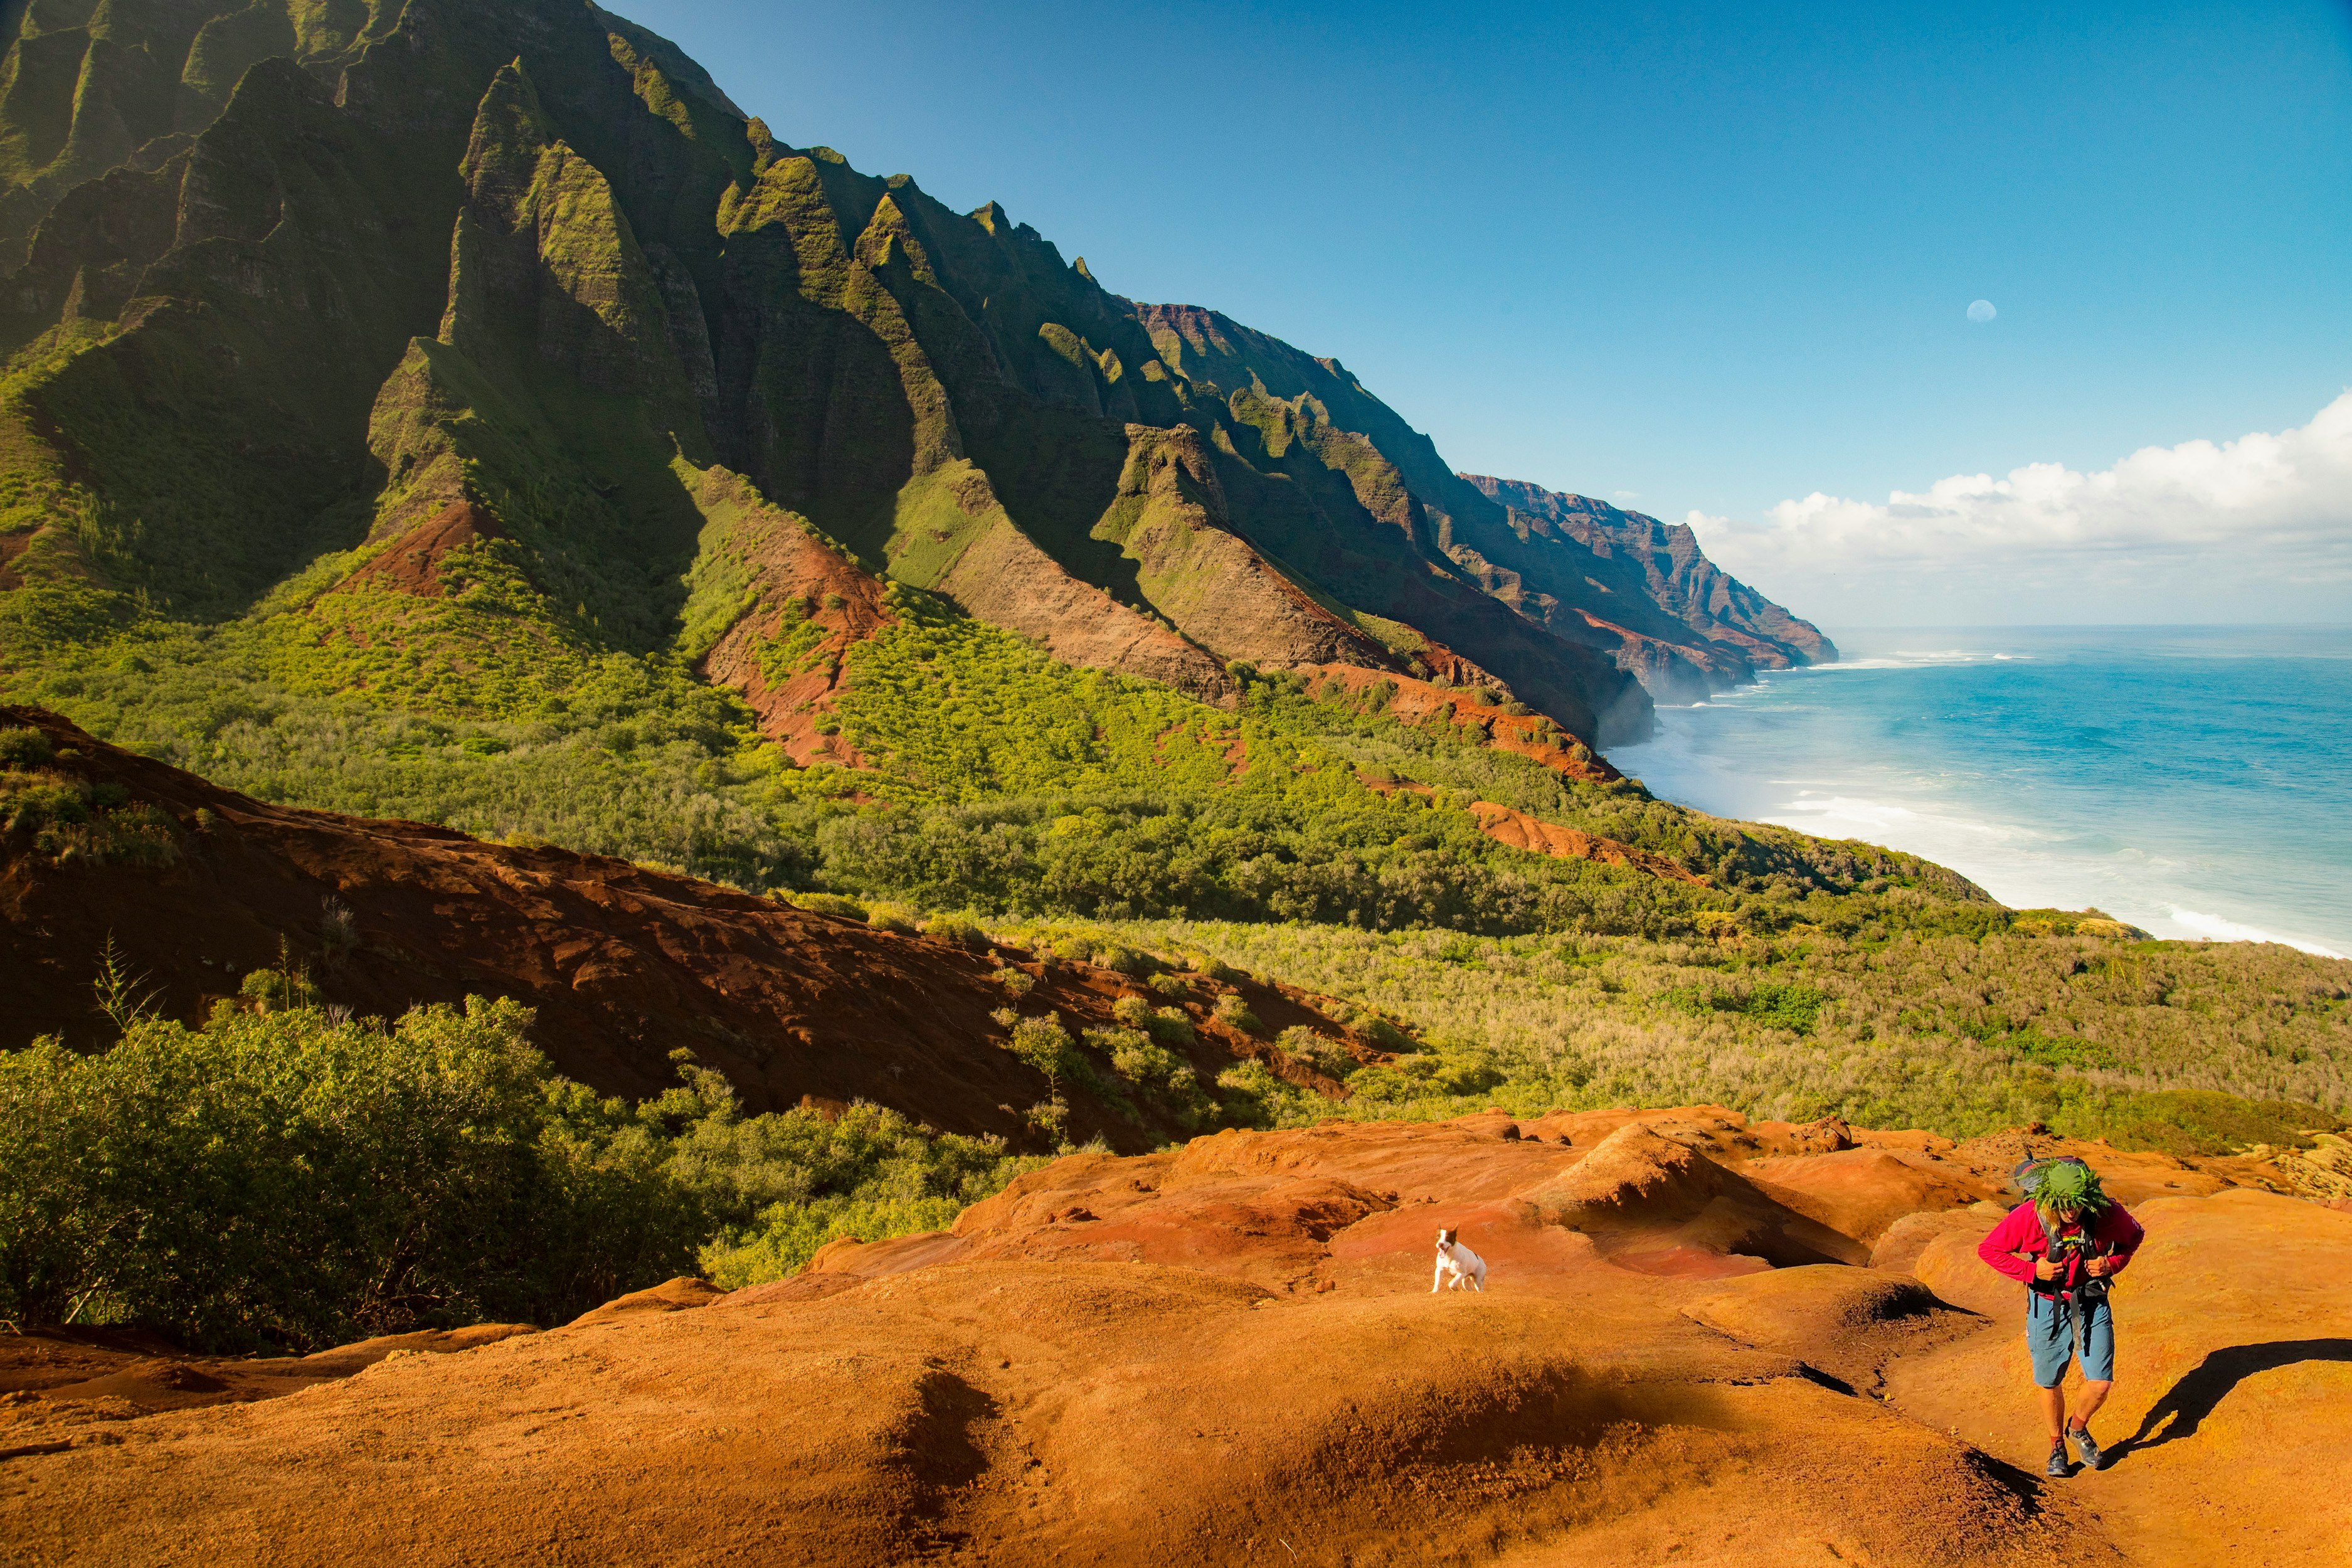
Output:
[2111, 1338, 2352, 1461]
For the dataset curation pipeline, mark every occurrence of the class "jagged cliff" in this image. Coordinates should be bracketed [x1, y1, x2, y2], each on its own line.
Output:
[0, 0, 1826, 752]
[1462, 474, 1836, 701]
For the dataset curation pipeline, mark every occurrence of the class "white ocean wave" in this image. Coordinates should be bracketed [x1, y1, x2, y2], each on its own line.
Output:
[1792, 647, 2040, 672]
[2163, 906, 2347, 959]
[1611, 642, 2352, 955]
[1762, 792, 2030, 845]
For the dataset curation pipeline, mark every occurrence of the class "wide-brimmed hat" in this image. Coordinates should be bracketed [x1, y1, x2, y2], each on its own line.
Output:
[2034, 1158, 2108, 1216]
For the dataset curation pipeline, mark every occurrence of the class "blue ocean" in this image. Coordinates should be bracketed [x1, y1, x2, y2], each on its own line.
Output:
[1606, 627, 2352, 958]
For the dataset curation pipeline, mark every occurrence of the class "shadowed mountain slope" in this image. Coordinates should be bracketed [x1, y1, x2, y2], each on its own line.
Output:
[0, 0, 1823, 760]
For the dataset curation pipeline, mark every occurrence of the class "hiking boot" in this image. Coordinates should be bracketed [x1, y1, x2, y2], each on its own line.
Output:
[2071, 1428, 2103, 1471]
[2045, 1439, 2070, 1478]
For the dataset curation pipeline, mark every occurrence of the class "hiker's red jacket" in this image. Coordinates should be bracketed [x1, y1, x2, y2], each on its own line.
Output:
[1977, 1200, 2145, 1293]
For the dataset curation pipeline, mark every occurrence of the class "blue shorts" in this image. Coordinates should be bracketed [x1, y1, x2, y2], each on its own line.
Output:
[2027, 1292, 2114, 1387]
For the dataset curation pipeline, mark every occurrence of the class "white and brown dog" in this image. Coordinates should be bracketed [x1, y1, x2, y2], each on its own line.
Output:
[1432, 1227, 1486, 1293]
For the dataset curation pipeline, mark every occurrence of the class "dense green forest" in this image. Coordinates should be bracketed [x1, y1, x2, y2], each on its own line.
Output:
[9, 572, 1980, 937]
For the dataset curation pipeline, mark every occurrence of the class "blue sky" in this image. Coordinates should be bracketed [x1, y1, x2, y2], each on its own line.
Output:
[617, 1, 2352, 621]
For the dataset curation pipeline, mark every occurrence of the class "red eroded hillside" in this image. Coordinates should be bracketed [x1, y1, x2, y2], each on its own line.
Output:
[0, 707, 1370, 1147]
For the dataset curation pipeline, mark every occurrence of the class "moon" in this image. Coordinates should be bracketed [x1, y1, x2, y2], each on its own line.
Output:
[1968, 299, 1997, 323]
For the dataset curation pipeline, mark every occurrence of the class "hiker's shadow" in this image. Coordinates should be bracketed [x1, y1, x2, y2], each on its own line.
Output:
[2113, 1339, 2352, 1461]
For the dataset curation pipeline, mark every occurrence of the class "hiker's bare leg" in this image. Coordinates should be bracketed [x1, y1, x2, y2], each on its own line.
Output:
[2038, 1382, 2068, 1441]
[2069, 1379, 2112, 1431]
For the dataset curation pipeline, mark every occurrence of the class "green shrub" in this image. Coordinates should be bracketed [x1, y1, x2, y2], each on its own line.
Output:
[1214, 992, 1262, 1034]
[1003, 1013, 1083, 1083]
[1, 773, 85, 832]
[1215, 1059, 1320, 1128]
[866, 902, 919, 935]
[1097, 1028, 1212, 1128]
[238, 960, 322, 1013]
[789, 892, 868, 919]
[687, 1100, 1041, 1287]
[992, 966, 1035, 997]
[0, 998, 691, 1350]
[1352, 1015, 1419, 1054]
[1665, 981, 1827, 1036]
[1111, 995, 1153, 1028]
[0, 998, 1051, 1348]
[1150, 1005, 1197, 1047]
[1150, 972, 1192, 997]
[1345, 1052, 1508, 1104]
[1278, 1025, 1353, 1079]
[921, 914, 985, 949]
[0, 726, 55, 767]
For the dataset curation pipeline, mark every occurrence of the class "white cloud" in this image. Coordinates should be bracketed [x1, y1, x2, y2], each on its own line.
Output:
[1687, 391, 2352, 624]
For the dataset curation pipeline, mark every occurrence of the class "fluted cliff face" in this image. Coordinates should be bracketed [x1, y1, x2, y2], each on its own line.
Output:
[1463, 475, 1837, 702]
[0, 0, 1826, 750]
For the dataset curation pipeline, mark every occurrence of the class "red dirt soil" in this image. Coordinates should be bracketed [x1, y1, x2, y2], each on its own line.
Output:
[684, 465, 889, 768]
[1303, 662, 1622, 783]
[0, 706, 1367, 1147]
[1466, 800, 1709, 884]
[5, 1108, 2341, 1565]
[340, 500, 502, 597]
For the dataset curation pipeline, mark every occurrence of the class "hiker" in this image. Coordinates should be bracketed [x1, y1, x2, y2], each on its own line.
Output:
[1976, 1156, 2145, 1477]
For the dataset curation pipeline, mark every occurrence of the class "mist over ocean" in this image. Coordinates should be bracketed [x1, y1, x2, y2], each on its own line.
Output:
[1607, 626, 2352, 958]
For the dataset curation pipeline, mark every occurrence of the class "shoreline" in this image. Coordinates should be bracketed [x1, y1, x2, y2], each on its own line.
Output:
[1605, 627, 2352, 959]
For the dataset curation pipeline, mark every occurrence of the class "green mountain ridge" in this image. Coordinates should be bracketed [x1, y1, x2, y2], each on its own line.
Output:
[0, 0, 2049, 958]
[0, 0, 1826, 764]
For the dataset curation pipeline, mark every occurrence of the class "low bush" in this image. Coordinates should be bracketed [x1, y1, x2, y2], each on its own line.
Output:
[1278, 1025, 1354, 1079]
[0, 997, 682, 1350]
[1214, 1059, 1320, 1128]
[688, 1098, 1042, 1286]
[0, 726, 55, 766]
[788, 892, 867, 920]
[0, 998, 1046, 1350]
[921, 914, 986, 949]
[1002, 1013, 1084, 1084]
[1096, 1029, 1213, 1128]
